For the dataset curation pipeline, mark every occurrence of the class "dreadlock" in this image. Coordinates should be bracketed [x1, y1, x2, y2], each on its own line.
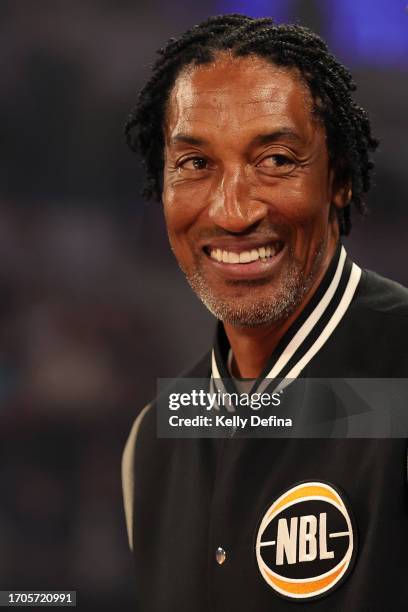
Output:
[125, 14, 378, 235]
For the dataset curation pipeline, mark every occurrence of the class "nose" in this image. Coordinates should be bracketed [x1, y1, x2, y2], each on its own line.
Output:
[207, 165, 268, 233]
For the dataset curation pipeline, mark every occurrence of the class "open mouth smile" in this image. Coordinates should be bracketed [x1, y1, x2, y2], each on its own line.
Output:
[202, 240, 285, 280]
[208, 241, 283, 264]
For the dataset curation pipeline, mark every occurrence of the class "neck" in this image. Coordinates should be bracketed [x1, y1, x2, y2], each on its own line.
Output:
[224, 239, 339, 379]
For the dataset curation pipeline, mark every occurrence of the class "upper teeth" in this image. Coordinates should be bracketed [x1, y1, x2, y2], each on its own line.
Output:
[210, 244, 277, 264]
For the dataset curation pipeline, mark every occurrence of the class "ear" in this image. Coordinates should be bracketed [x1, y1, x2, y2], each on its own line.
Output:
[329, 167, 351, 211]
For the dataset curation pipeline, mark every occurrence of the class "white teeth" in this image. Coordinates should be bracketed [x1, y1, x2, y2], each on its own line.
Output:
[239, 251, 251, 263]
[229, 252, 240, 264]
[209, 243, 280, 264]
[250, 249, 259, 262]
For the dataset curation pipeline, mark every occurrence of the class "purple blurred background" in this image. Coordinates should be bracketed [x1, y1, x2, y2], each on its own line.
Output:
[0, 1, 407, 609]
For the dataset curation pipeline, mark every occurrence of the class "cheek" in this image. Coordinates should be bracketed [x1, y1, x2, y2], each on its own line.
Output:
[163, 185, 186, 238]
[163, 179, 209, 235]
[163, 191, 199, 268]
[263, 179, 329, 228]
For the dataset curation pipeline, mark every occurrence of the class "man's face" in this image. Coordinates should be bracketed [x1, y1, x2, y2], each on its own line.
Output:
[163, 53, 342, 327]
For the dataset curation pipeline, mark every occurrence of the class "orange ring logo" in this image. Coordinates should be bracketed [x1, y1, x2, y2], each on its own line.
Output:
[255, 481, 356, 601]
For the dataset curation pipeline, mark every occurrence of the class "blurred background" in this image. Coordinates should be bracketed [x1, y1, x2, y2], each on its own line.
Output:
[0, 0, 406, 609]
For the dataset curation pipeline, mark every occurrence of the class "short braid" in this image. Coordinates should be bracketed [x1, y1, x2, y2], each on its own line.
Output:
[125, 13, 378, 234]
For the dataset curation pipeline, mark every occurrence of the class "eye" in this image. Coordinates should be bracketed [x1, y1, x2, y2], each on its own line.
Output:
[257, 154, 296, 170]
[256, 152, 299, 177]
[179, 157, 209, 171]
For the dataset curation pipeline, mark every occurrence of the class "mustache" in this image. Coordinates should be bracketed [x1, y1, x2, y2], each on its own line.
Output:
[194, 223, 289, 242]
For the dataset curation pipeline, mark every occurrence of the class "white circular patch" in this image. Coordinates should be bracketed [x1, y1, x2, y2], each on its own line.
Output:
[255, 481, 356, 601]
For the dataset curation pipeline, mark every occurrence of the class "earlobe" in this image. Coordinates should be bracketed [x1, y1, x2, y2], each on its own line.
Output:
[332, 184, 352, 210]
[329, 168, 352, 210]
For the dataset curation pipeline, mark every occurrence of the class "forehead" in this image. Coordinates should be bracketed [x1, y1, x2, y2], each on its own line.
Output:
[165, 53, 317, 139]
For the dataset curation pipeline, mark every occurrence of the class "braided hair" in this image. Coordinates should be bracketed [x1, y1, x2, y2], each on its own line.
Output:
[125, 14, 378, 235]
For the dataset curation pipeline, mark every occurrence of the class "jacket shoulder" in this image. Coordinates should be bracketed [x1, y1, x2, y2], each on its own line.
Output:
[121, 349, 211, 549]
[355, 269, 408, 317]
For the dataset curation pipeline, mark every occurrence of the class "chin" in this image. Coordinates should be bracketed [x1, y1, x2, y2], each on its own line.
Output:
[194, 285, 304, 327]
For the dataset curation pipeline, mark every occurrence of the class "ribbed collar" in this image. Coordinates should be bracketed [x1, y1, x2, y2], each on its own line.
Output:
[211, 244, 361, 398]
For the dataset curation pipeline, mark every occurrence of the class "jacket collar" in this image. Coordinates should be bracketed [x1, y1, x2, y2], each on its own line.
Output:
[211, 243, 361, 396]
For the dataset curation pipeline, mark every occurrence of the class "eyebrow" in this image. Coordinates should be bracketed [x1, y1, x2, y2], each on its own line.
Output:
[170, 128, 303, 148]
[170, 134, 207, 146]
[252, 128, 304, 147]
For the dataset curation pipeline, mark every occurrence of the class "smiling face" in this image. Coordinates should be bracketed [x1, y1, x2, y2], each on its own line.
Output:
[162, 53, 344, 327]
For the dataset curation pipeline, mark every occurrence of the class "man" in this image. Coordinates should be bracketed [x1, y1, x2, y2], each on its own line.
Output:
[122, 14, 408, 611]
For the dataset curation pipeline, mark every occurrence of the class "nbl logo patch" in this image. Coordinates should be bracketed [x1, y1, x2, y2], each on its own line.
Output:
[255, 481, 357, 601]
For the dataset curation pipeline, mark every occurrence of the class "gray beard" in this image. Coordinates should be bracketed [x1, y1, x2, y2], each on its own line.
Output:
[183, 247, 324, 328]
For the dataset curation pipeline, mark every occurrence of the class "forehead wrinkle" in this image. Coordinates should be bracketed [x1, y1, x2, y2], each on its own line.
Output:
[166, 56, 318, 144]
[172, 92, 311, 124]
[179, 92, 299, 110]
[176, 103, 299, 122]
[171, 77, 301, 111]
[168, 119, 217, 139]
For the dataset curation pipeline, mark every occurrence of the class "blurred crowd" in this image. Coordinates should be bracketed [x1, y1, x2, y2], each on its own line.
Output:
[0, 199, 213, 609]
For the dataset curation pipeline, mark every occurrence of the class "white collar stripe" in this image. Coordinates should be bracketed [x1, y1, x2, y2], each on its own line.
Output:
[211, 352, 232, 408]
[263, 246, 347, 382]
[284, 262, 361, 381]
[210, 246, 361, 395]
[211, 351, 221, 380]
